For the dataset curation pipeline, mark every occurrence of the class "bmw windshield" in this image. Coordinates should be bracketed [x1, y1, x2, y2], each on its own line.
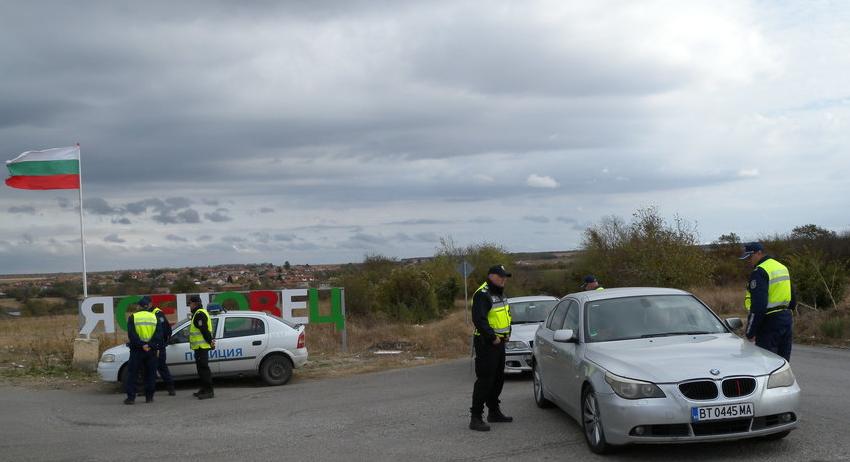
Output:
[510, 300, 557, 323]
[585, 295, 728, 342]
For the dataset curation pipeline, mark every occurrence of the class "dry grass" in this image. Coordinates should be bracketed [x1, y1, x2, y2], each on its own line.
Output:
[0, 303, 475, 385]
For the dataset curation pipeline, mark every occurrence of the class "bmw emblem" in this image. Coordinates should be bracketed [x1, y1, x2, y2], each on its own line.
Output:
[710, 369, 721, 376]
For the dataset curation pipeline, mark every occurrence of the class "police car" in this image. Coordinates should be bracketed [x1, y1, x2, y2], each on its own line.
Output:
[97, 307, 308, 386]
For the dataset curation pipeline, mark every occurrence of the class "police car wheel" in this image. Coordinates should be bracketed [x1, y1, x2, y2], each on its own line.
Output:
[260, 355, 293, 386]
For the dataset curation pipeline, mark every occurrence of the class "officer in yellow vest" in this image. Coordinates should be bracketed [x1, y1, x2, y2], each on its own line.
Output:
[469, 265, 513, 432]
[740, 242, 795, 361]
[143, 297, 176, 396]
[582, 275, 604, 291]
[124, 300, 163, 405]
[188, 295, 215, 399]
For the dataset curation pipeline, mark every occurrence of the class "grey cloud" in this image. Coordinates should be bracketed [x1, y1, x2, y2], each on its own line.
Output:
[523, 216, 550, 224]
[273, 233, 295, 241]
[470, 217, 495, 224]
[204, 208, 232, 222]
[166, 234, 188, 242]
[259, 207, 275, 213]
[84, 197, 120, 215]
[221, 235, 246, 243]
[56, 197, 71, 209]
[104, 233, 126, 243]
[197, 235, 213, 241]
[385, 218, 450, 225]
[152, 208, 201, 224]
[202, 199, 220, 206]
[111, 217, 131, 225]
[8, 205, 36, 214]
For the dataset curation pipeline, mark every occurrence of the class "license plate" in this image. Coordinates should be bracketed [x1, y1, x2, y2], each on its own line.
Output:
[691, 403, 754, 422]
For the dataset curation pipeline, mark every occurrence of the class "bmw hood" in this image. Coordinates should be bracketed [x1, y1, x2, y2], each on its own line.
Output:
[584, 334, 786, 383]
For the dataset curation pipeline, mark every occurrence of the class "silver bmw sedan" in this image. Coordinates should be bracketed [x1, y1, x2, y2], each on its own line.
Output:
[532, 287, 800, 454]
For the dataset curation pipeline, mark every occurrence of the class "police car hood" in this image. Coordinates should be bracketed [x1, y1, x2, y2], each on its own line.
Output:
[509, 323, 542, 344]
[584, 333, 786, 383]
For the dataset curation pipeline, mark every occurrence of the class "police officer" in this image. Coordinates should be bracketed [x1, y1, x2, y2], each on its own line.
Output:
[469, 265, 513, 432]
[741, 242, 795, 361]
[142, 296, 176, 396]
[582, 275, 604, 291]
[188, 295, 215, 399]
[124, 300, 163, 405]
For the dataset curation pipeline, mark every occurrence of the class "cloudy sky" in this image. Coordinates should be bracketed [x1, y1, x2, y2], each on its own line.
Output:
[1, 0, 849, 274]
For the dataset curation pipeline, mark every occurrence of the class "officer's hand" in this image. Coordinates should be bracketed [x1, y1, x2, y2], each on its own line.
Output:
[210, 340, 216, 349]
[492, 337, 501, 345]
[142, 344, 151, 352]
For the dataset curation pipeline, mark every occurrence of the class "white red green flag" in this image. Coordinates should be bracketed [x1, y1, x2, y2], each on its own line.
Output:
[5, 146, 80, 190]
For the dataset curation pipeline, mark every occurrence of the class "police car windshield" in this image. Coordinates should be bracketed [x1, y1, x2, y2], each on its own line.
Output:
[510, 300, 557, 323]
[585, 295, 728, 342]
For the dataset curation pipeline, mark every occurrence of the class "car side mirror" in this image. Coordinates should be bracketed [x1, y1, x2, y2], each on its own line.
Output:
[725, 317, 744, 330]
[553, 329, 577, 343]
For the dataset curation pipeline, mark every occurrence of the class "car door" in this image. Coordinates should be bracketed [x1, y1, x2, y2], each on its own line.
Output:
[551, 299, 583, 415]
[165, 318, 220, 378]
[537, 300, 569, 401]
[214, 315, 268, 375]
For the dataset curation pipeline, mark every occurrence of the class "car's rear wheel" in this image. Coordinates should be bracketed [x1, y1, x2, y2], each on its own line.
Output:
[260, 355, 293, 386]
[532, 363, 553, 408]
[582, 387, 614, 454]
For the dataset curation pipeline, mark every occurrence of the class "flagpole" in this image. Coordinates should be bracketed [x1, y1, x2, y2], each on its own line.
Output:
[76, 143, 88, 299]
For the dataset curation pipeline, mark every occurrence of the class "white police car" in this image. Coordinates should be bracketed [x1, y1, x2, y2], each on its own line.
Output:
[97, 308, 308, 386]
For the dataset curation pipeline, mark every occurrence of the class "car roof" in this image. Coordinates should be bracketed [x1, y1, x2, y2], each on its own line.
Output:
[563, 287, 692, 303]
[508, 295, 559, 303]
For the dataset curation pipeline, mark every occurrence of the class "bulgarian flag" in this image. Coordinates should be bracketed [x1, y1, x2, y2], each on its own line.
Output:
[5, 146, 81, 190]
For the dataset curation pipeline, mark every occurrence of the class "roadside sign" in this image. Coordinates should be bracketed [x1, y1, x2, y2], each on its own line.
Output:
[456, 260, 474, 278]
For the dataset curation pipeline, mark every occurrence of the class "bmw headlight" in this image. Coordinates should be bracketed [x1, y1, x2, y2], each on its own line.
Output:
[505, 341, 529, 351]
[605, 372, 666, 399]
[767, 362, 795, 389]
[100, 354, 115, 363]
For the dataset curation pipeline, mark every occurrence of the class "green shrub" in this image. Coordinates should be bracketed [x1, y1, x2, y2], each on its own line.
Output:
[377, 267, 439, 323]
[575, 207, 713, 289]
[786, 248, 848, 309]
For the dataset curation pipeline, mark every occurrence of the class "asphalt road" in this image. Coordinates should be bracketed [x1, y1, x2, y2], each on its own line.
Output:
[1, 345, 849, 461]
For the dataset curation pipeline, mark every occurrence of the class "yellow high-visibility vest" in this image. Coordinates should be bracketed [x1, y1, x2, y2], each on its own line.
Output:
[132, 311, 157, 342]
[472, 282, 512, 337]
[745, 258, 792, 315]
[189, 308, 213, 350]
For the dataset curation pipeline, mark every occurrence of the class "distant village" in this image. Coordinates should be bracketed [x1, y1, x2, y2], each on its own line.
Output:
[0, 262, 343, 316]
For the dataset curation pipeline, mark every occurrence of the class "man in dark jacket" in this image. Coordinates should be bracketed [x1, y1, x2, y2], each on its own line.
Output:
[124, 302, 163, 405]
[469, 265, 514, 432]
[139, 296, 176, 396]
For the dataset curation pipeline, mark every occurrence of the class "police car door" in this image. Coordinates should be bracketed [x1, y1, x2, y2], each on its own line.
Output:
[215, 315, 268, 375]
[165, 318, 220, 378]
[538, 300, 569, 402]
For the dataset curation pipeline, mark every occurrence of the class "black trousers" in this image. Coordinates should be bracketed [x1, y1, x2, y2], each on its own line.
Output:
[194, 348, 214, 393]
[470, 335, 506, 416]
[156, 348, 174, 388]
[126, 348, 157, 400]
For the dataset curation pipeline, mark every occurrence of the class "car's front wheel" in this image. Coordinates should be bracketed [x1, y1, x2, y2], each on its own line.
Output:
[532, 363, 553, 408]
[260, 355, 293, 386]
[582, 386, 614, 454]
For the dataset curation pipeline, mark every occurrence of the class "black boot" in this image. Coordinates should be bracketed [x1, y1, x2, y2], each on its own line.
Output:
[192, 390, 202, 397]
[487, 408, 513, 423]
[145, 395, 154, 403]
[469, 415, 491, 432]
[196, 391, 215, 400]
[167, 385, 176, 396]
[123, 398, 135, 405]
